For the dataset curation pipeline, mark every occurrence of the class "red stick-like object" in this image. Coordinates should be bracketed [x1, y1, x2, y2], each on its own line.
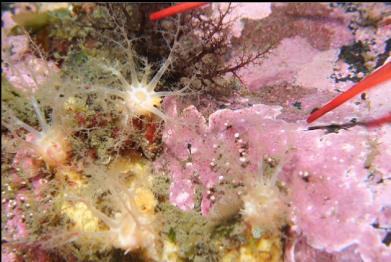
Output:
[150, 2, 208, 21]
[362, 112, 391, 128]
[307, 61, 391, 123]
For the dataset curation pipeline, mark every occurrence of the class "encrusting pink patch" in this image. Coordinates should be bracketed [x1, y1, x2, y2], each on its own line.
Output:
[158, 97, 391, 261]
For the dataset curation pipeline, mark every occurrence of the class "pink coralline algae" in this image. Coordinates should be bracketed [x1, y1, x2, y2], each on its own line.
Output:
[2, 175, 51, 261]
[213, 3, 272, 38]
[12, 147, 42, 179]
[2, 11, 59, 93]
[363, 79, 391, 120]
[1, 34, 29, 61]
[236, 3, 354, 51]
[285, 235, 363, 262]
[158, 96, 391, 261]
[2, 246, 51, 262]
[4, 192, 29, 242]
[240, 36, 321, 92]
[285, 126, 391, 261]
[2, 11, 28, 61]
[157, 97, 292, 213]
[2, 54, 60, 93]
[236, 36, 369, 123]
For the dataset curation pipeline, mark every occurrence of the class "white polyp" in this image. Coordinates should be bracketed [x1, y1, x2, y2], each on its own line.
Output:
[148, 106, 169, 121]
[147, 57, 171, 91]
[31, 96, 49, 132]
[141, 65, 152, 85]
[12, 115, 40, 136]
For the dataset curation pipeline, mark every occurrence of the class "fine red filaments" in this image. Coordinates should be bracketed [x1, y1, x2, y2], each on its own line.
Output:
[307, 61, 391, 126]
[149, 2, 208, 21]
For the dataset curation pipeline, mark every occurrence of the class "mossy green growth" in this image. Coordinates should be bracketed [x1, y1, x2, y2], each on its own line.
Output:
[151, 173, 171, 201]
[46, 8, 92, 42]
[152, 173, 248, 261]
[89, 128, 117, 164]
[9, 6, 73, 35]
[60, 49, 105, 83]
[11, 12, 51, 33]
[158, 202, 218, 260]
[68, 105, 124, 164]
[211, 215, 247, 249]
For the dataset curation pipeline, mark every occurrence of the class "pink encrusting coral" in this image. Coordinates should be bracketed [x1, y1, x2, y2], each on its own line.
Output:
[12, 147, 42, 179]
[157, 96, 391, 261]
[235, 36, 374, 123]
[2, 175, 51, 262]
[363, 78, 391, 120]
[212, 3, 272, 38]
[371, 125, 391, 179]
[2, 173, 52, 261]
[240, 37, 321, 92]
[157, 97, 294, 213]
[285, 235, 363, 262]
[3, 192, 29, 242]
[235, 3, 354, 52]
[285, 126, 391, 261]
[2, 54, 60, 93]
[2, 10, 60, 94]
[156, 3, 391, 259]
[1, 34, 29, 61]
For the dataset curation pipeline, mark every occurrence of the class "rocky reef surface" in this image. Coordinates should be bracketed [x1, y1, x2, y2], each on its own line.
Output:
[2, 3, 390, 262]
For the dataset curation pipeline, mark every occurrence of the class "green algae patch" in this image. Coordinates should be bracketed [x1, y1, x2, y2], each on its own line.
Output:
[152, 173, 248, 261]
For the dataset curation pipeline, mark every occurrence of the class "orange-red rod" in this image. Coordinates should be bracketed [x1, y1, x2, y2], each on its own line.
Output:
[362, 112, 391, 128]
[150, 2, 208, 21]
[307, 62, 391, 123]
